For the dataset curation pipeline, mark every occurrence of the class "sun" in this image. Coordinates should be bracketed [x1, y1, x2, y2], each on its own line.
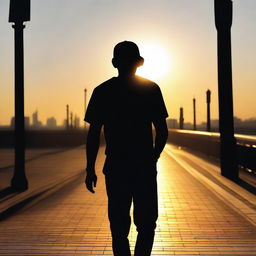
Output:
[136, 43, 171, 81]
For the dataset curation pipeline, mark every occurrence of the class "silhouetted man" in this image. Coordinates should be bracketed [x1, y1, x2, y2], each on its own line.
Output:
[85, 41, 168, 256]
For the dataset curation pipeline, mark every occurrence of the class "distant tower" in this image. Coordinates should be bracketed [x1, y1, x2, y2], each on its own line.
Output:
[206, 90, 211, 132]
[32, 110, 38, 126]
[66, 105, 69, 129]
[70, 112, 73, 129]
[74, 115, 77, 129]
[179, 107, 184, 129]
[193, 98, 196, 130]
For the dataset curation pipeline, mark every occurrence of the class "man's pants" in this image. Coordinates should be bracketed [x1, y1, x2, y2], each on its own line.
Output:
[104, 162, 158, 256]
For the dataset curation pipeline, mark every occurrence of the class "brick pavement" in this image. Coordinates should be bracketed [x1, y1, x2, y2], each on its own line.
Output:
[0, 146, 256, 255]
[0, 146, 85, 214]
[0, 148, 67, 170]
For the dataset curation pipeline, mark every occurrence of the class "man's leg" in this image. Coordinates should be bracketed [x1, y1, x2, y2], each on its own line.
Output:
[105, 174, 132, 256]
[133, 171, 158, 256]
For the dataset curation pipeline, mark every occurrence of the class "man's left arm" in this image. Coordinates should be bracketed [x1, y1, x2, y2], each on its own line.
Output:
[85, 122, 102, 193]
[151, 84, 169, 161]
[152, 118, 168, 161]
[84, 88, 103, 193]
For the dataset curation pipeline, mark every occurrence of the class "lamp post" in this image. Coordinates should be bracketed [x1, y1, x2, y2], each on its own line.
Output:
[70, 112, 73, 129]
[9, 0, 30, 191]
[179, 107, 184, 130]
[193, 98, 196, 130]
[66, 104, 70, 129]
[206, 90, 211, 132]
[215, 0, 238, 180]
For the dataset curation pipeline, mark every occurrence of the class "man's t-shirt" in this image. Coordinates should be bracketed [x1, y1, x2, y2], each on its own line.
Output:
[84, 76, 168, 163]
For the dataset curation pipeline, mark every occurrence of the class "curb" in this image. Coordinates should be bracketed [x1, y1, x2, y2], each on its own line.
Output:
[0, 170, 83, 220]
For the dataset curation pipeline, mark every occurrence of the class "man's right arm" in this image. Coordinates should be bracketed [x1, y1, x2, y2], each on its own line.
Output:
[85, 122, 102, 193]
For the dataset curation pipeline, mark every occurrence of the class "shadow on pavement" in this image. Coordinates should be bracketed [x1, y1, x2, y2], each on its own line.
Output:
[0, 187, 16, 200]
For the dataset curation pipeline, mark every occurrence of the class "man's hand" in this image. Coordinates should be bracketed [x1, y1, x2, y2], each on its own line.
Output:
[85, 123, 102, 194]
[152, 149, 160, 164]
[85, 169, 97, 193]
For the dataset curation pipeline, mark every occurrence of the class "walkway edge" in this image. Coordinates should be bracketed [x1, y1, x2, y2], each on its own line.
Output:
[164, 147, 256, 227]
[0, 170, 83, 218]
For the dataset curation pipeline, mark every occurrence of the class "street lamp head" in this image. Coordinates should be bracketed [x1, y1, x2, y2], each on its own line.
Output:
[214, 0, 232, 30]
[9, 0, 30, 23]
[206, 90, 211, 103]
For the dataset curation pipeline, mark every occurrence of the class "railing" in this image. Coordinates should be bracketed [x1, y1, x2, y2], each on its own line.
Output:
[0, 130, 86, 147]
[168, 129, 256, 172]
[1, 128, 255, 172]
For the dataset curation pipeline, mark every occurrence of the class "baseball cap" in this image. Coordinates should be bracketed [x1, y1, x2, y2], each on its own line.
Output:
[113, 41, 143, 62]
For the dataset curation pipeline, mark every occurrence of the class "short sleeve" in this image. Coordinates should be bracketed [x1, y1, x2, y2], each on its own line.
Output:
[152, 85, 169, 120]
[84, 88, 103, 124]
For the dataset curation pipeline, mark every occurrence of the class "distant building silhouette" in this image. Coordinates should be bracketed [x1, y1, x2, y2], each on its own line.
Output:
[74, 116, 80, 129]
[185, 117, 256, 135]
[184, 122, 193, 130]
[167, 118, 177, 129]
[63, 119, 68, 128]
[32, 110, 38, 126]
[31, 110, 42, 128]
[46, 117, 57, 128]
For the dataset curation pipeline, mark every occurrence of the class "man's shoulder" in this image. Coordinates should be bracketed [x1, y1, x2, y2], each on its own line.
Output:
[92, 76, 161, 95]
[136, 76, 158, 87]
[135, 76, 161, 94]
[94, 77, 116, 93]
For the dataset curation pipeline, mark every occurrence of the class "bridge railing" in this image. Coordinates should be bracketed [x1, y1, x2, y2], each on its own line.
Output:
[1, 128, 255, 172]
[168, 129, 256, 172]
[0, 130, 86, 148]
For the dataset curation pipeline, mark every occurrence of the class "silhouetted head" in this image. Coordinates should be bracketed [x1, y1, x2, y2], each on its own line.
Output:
[112, 41, 144, 72]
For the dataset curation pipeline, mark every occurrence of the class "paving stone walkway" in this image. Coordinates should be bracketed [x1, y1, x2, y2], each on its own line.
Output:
[0, 147, 85, 214]
[0, 146, 255, 255]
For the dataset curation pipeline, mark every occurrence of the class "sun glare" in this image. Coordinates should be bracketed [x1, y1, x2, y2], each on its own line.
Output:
[136, 43, 171, 81]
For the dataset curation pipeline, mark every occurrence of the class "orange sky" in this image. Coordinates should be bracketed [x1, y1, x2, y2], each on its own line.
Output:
[0, 0, 255, 126]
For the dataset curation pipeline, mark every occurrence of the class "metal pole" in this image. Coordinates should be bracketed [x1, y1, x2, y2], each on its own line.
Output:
[66, 104, 69, 129]
[193, 98, 196, 130]
[11, 22, 28, 191]
[179, 107, 184, 130]
[215, 0, 238, 180]
[74, 115, 76, 129]
[70, 112, 73, 129]
[206, 90, 211, 132]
